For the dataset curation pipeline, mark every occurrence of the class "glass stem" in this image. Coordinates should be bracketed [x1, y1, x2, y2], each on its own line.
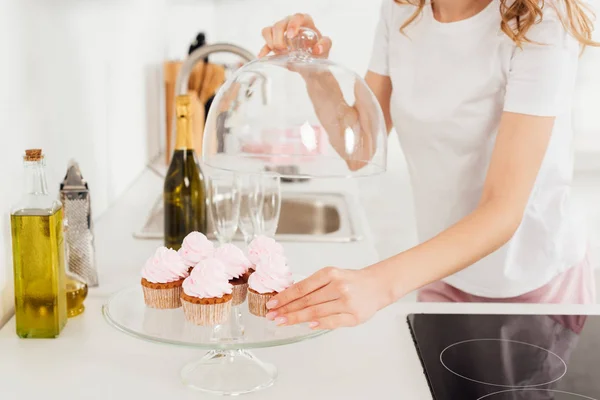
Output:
[230, 306, 245, 338]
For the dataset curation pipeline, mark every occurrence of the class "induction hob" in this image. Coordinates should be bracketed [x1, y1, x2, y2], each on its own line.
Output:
[407, 314, 599, 399]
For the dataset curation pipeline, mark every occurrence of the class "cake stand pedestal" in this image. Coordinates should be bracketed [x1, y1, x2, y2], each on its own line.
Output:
[102, 285, 326, 396]
[181, 349, 277, 395]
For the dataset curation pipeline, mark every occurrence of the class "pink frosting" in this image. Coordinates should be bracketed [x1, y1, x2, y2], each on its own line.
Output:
[248, 252, 294, 294]
[142, 247, 189, 283]
[183, 258, 233, 299]
[178, 231, 215, 267]
[214, 244, 252, 280]
[247, 235, 284, 265]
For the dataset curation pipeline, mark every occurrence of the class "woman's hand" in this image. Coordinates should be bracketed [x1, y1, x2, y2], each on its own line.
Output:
[258, 13, 332, 58]
[264, 266, 393, 330]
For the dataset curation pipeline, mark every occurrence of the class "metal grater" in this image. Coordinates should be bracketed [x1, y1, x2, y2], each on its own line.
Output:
[60, 160, 99, 287]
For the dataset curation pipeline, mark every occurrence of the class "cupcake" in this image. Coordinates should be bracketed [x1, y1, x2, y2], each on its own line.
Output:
[214, 244, 253, 306]
[178, 231, 215, 269]
[247, 235, 285, 271]
[247, 252, 294, 317]
[141, 247, 189, 309]
[181, 258, 233, 326]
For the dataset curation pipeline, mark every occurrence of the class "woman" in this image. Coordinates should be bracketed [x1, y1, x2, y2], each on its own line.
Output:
[261, 0, 598, 330]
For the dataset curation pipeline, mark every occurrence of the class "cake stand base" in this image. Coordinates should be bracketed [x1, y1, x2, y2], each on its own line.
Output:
[181, 349, 277, 396]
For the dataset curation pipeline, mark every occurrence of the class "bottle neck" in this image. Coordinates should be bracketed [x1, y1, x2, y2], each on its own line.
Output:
[175, 101, 194, 151]
[24, 160, 49, 195]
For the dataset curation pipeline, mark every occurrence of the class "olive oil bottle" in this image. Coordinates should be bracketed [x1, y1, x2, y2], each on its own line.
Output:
[164, 94, 207, 250]
[65, 277, 87, 317]
[11, 149, 67, 338]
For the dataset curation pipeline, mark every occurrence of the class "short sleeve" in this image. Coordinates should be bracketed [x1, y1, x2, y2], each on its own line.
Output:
[368, 0, 392, 76]
[503, 10, 580, 117]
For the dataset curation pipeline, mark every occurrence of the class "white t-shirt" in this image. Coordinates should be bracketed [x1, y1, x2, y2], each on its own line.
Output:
[369, 0, 587, 297]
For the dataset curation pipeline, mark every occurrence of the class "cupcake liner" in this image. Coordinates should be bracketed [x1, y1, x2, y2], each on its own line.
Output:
[181, 298, 232, 326]
[142, 285, 182, 309]
[232, 282, 249, 306]
[247, 289, 276, 317]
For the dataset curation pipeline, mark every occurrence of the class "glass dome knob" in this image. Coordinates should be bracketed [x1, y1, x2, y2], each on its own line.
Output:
[286, 27, 319, 57]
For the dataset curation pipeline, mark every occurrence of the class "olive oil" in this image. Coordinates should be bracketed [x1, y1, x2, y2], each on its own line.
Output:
[62, 209, 89, 318]
[66, 277, 88, 317]
[164, 95, 207, 250]
[11, 209, 67, 338]
[11, 149, 67, 338]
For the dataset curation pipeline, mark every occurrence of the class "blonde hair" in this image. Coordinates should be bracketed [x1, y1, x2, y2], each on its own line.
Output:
[395, 0, 598, 48]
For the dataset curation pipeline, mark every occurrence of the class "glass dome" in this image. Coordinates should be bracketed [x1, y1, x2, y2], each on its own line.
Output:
[202, 28, 387, 179]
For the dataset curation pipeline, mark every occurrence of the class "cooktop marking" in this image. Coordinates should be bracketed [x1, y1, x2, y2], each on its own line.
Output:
[439, 338, 567, 388]
[476, 389, 598, 399]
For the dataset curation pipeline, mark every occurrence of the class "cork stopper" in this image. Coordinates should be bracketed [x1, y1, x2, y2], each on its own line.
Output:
[24, 149, 43, 161]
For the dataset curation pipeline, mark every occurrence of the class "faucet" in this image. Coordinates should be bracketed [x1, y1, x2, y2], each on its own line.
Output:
[175, 43, 255, 96]
[173, 43, 270, 155]
[175, 43, 271, 105]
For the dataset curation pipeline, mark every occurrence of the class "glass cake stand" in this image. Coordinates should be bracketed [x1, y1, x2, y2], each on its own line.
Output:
[102, 283, 327, 396]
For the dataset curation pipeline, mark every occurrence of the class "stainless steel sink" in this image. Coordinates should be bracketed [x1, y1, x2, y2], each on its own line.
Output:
[278, 197, 340, 235]
[269, 192, 359, 242]
[134, 192, 361, 242]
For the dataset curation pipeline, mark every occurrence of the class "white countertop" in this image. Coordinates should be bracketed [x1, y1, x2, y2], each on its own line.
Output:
[2, 169, 600, 400]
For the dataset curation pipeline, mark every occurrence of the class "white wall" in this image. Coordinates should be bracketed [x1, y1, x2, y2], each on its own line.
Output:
[0, 0, 381, 326]
[2, 0, 600, 324]
[0, 0, 215, 325]
[0, 0, 170, 324]
[167, 1, 216, 61]
[213, 0, 379, 75]
[0, 0, 23, 327]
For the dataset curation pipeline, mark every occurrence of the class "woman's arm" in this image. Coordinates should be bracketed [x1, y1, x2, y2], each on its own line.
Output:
[265, 111, 554, 329]
[259, 13, 393, 170]
[372, 112, 555, 301]
[296, 69, 392, 170]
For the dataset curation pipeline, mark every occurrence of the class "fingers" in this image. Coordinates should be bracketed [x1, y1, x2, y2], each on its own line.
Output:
[272, 18, 291, 52]
[287, 13, 318, 38]
[260, 26, 275, 56]
[312, 36, 332, 57]
[310, 314, 359, 330]
[266, 282, 340, 319]
[257, 44, 271, 58]
[275, 300, 343, 326]
[259, 13, 322, 58]
[267, 267, 340, 310]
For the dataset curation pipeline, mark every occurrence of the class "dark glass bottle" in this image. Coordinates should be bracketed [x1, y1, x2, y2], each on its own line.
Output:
[164, 94, 207, 250]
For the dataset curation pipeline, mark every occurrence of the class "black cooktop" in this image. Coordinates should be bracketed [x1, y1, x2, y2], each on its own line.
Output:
[407, 314, 599, 399]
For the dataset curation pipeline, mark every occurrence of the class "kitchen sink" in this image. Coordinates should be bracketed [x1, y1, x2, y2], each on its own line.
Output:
[268, 192, 359, 242]
[134, 192, 361, 243]
[278, 197, 340, 235]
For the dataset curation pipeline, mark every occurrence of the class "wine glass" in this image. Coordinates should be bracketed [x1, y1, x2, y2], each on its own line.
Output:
[207, 173, 241, 244]
[256, 172, 281, 238]
[238, 173, 262, 246]
[207, 173, 244, 337]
